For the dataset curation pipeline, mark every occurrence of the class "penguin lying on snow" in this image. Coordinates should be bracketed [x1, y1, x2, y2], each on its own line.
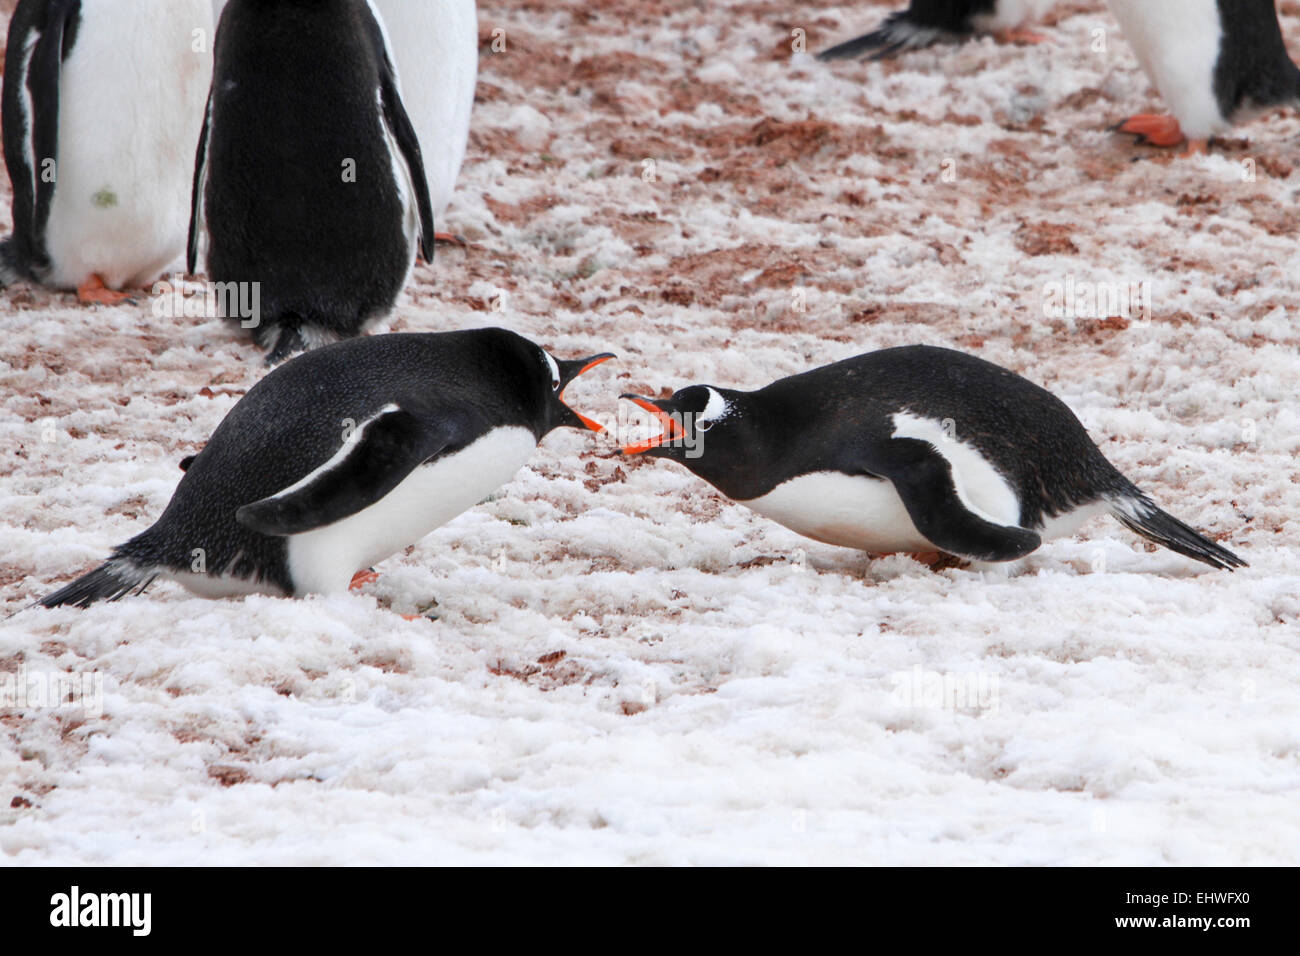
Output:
[38, 329, 614, 608]
[0, 0, 213, 304]
[621, 346, 1245, 572]
[819, 0, 1060, 61]
[1107, 0, 1300, 156]
[190, 0, 435, 363]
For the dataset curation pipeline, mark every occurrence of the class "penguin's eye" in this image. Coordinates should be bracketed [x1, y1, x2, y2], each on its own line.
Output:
[697, 419, 714, 433]
[552, 374, 562, 391]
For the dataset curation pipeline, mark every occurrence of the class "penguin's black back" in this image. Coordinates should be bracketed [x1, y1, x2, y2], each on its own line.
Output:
[116, 330, 550, 590]
[1214, 0, 1300, 115]
[895, 0, 995, 34]
[203, 0, 412, 338]
[718, 346, 1131, 528]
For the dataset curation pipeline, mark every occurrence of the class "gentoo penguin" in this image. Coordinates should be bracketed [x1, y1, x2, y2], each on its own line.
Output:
[0, 0, 213, 303]
[370, 0, 478, 242]
[189, 0, 435, 363]
[621, 346, 1245, 571]
[1107, 0, 1300, 156]
[818, 0, 1060, 61]
[37, 329, 614, 607]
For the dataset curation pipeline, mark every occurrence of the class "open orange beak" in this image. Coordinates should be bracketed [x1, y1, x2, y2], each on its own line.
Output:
[620, 394, 684, 454]
[560, 354, 616, 432]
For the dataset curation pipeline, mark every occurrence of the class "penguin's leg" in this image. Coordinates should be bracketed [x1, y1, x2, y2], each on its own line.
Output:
[992, 28, 1050, 45]
[77, 274, 138, 306]
[1115, 114, 1187, 148]
[349, 569, 380, 590]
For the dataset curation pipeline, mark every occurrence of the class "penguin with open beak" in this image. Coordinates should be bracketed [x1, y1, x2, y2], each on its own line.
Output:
[37, 329, 615, 608]
[621, 346, 1245, 572]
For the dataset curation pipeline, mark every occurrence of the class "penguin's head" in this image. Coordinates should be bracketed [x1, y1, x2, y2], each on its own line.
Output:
[536, 346, 617, 435]
[618, 385, 743, 473]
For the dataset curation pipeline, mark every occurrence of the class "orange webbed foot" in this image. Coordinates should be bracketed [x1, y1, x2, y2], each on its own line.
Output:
[76, 274, 137, 306]
[349, 569, 380, 591]
[993, 27, 1051, 45]
[1116, 113, 1186, 148]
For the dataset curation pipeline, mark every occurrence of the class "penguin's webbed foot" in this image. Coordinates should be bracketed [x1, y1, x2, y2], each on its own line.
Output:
[349, 569, 380, 590]
[1115, 114, 1186, 149]
[992, 27, 1050, 45]
[77, 274, 137, 307]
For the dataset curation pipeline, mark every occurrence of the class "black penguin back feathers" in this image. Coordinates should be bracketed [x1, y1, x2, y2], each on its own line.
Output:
[192, 0, 434, 361]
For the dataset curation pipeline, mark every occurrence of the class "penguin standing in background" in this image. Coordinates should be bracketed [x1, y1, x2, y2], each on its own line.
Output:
[0, 0, 213, 303]
[621, 346, 1245, 572]
[190, 0, 435, 364]
[1107, 0, 1300, 156]
[37, 328, 615, 608]
[371, 0, 478, 243]
[818, 0, 1060, 61]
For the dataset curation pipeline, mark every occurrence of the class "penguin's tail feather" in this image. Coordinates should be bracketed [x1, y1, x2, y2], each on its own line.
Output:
[1108, 494, 1246, 571]
[818, 15, 948, 61]
[38, 557, 157, 609]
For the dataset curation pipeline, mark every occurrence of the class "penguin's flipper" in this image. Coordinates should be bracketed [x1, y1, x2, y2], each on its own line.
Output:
[235, 405, 463, 537]
[365, 8, 436, 261]
[1, 0, 81, 279]
[856, 437, 1042, 562]
[187, 91, 213, 275]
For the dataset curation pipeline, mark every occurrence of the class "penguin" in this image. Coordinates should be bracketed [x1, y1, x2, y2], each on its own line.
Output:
[620, 346, 1245, 571]
[818, 0, 1059, 61]
[370, 0, 478, 244]
[189, 0, 436, 364]
[37, 328, 614, 608]
[0, 0, 213, 304]
[1107, 0, 1300, 156]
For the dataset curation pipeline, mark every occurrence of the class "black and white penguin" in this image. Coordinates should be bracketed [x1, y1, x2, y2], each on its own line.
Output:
[189, 0, 435, 363]
[371, 0, 478, 242]
[37, 329, 614, 608]
[621, 346, 1245, 571]
[818, 0, 1059, 61]
[1107, 0, 1300, 156]
[0, 0, 213, 303]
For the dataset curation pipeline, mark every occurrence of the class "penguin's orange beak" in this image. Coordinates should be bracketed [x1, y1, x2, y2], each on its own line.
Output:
[620, 394, 684, 454]
[559, 354, 616, 432]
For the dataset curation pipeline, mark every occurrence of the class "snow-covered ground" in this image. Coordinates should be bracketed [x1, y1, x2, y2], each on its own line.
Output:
[2, 0, 1298, 865]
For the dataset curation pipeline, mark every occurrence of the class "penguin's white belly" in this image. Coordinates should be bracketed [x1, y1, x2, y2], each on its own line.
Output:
[42, 0, 212, 290]
[745, 473, 934, 553]
[971, 0, 1059, 33]
[744, 414, 1026, 555]
[285, 426, 536, 595]
[1106, 0, 1225, 137]
[370, 0, 479, 218]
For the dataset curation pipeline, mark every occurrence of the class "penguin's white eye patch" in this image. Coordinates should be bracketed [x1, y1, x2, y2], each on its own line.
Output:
[695, 387, 730, 431]
[543, 352, 561, 391]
